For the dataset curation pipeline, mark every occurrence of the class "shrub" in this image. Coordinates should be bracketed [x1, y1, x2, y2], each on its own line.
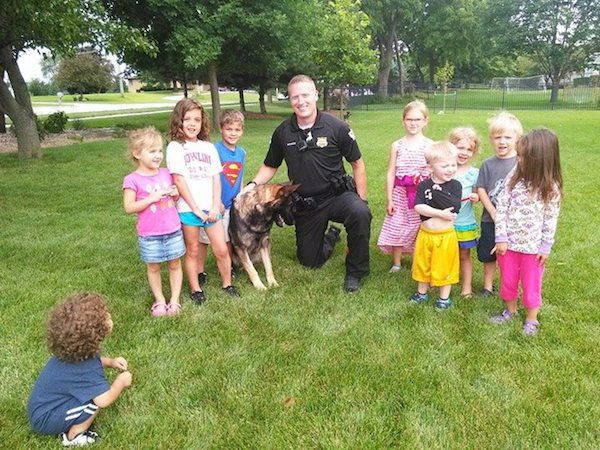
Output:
[43, 111, 69, 134]
[71, 119, 85, 130]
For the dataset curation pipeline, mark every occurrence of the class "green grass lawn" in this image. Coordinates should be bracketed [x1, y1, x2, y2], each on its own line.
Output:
[1, 109, 599, 448]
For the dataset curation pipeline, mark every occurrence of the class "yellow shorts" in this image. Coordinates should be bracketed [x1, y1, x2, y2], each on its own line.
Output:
[412, 226, 459, 287]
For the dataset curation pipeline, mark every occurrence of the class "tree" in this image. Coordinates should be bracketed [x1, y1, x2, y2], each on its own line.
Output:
[434, 61, 455, 112]
[0, 0, 153, 158]
[362, 0, 418, 97]
[499, 0, 600, 103]
[312, 0, 378, 111]
[55, 53, 114, 98]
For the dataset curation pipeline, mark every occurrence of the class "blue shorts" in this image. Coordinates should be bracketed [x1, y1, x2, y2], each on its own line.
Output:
[138, 229, 186, 264]
[179, 211, 222, 227]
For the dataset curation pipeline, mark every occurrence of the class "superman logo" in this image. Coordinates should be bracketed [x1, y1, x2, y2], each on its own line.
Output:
[222, 161, 242, 186]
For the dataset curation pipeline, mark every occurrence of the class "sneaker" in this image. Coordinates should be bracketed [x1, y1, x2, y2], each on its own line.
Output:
[434, 297, 452, 310]
[198, 272, 208, 286]
[490, 309, 517, 324]
[190, 290, 206, 305]
[343, 275, 361, 293]
[480, 287, 496, 298]
[61, 430, 99, 446]
[223, 285, 240, 298]
[409, 292, 429, 304]
[388, 264, 401, 273]
[523, 320, 540, 336]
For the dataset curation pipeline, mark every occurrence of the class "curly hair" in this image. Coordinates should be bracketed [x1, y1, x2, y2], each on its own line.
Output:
[47, 292, 111, 362]
[169, 98, 210, 142]
[448, 126, 481, 155]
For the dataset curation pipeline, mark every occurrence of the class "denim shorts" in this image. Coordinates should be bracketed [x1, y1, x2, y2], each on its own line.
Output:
[138, 229, 186, 263]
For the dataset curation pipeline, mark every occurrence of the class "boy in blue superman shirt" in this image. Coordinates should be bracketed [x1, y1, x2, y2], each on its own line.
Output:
[198, 110, 246, 284]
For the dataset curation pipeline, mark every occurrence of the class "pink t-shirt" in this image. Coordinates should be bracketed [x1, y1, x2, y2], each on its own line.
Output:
[122, 168, 181, 237]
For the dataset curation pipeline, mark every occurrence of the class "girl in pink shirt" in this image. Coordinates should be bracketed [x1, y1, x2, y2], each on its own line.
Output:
[123, 127, 185, 317]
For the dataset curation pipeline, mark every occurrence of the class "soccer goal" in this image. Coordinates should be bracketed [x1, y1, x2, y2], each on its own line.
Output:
[490, 75, 547, 92]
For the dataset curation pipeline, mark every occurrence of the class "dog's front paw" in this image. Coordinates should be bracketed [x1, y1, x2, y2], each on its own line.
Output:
[253, 281, 268, 290]
[267, 278, 279, 288]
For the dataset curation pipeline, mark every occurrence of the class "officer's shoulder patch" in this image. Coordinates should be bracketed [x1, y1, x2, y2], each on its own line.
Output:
[348, 129, 356, 141]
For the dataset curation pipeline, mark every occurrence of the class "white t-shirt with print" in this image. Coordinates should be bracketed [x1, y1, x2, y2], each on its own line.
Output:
[166, 140, 222, 212]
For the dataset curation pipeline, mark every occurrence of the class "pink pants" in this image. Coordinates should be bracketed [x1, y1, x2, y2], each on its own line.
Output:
[497, 250, 545, 309]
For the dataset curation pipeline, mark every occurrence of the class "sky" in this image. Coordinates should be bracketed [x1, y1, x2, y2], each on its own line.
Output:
[15, 48, 125, 83]
[17, 49, 45, 82]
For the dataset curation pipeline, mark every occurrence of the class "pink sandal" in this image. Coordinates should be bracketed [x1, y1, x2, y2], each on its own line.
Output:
[167, 303, 182, 316]
[151, 302, 168, 317]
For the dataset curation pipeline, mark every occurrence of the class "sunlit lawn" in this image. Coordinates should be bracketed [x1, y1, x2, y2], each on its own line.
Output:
[1, 109, 598, 448]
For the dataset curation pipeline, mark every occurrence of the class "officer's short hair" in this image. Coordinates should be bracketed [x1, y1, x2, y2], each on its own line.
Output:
[288, 74, 316, 90]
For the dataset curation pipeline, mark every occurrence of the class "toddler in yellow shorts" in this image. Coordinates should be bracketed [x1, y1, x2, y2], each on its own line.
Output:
[410, 141, 462, 310]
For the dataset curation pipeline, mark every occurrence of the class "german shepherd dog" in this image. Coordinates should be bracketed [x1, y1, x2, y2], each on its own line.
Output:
[229, 183, 299, 290]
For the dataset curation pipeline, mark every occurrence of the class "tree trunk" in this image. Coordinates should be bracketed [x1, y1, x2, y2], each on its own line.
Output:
[207, 62, 220, 131]
[377, 33, 395, 98]
[238, 87, 246, 112]
[393, 32, 404, 96]
[258, 81, 267, 114]
[0, 112, 6, 133]
[322, 83, 329, 111]
[0, 46, 41, 158]
[182, 73, 189, 98]
[549, 75, 559, 103]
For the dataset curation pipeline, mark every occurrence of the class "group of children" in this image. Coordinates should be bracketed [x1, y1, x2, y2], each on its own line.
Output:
[27, 99, 563, 446]
[123, 100, 248, 316]
[377, 101, 563, 338]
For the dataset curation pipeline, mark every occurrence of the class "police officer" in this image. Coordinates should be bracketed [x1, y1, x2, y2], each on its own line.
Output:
[246, 74, 371, 293]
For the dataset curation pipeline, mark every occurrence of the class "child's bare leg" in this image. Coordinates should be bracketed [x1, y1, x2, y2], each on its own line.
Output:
[182, 225, 202, 292]
[417, 281, 429, 295]
[147, 263, 165, 304]
[459, 248, 473, 295]
[167, 258, 183, 304]
[392, 246, 402, 267]
[197, 242, 208, 274]
[67, 411, 98, 440]
[439, 284, 452, 299]
[525, 307, 540, 322]
[205, 222, 232, 287]
[483, 261, 496, 291]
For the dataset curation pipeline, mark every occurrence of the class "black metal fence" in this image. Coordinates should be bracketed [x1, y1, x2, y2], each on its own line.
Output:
[328, 82, 600, 112]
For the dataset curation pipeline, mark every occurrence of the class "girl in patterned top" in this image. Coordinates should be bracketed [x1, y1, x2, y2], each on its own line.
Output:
[490, 128, 563, 336]
[377, 100, 432, 272]
[449, 127, 481, 298]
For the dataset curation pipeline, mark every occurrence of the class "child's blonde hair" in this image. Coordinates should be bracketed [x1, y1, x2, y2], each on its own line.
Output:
[169, 98, 210, 142]
[488, 111, 523, 139]
[508, 128, 563, 204]
[403, 100, 429, 120]
[448, 127, 481, 155]
[219, 109, 245, 129]
[425, 141, 457, 164]
[127, 126, 163, 163]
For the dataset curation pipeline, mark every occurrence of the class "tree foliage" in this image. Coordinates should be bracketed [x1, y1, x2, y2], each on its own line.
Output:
[498, 0, 600, 102]
[0, 0, 154, 158]
[55, 53, 114, 96]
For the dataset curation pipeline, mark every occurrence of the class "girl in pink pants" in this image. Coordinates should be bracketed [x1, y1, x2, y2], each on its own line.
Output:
[490, 128, 563, 336]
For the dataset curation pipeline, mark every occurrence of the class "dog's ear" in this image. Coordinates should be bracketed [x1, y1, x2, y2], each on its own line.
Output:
[279, 183, 300, 198]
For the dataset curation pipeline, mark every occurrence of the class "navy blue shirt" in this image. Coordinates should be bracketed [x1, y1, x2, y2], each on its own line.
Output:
[28, 355, 109, 434]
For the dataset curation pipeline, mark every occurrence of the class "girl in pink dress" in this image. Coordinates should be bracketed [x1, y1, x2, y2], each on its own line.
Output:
[377, 100, 432, 272]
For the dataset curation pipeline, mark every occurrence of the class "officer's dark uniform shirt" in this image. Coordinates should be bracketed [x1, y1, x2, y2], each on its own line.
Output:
[264, 110, 361, 197]
[415, 178, 462, 222]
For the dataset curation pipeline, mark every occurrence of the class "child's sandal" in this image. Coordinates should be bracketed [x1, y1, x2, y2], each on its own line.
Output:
[151, 302, 168, 317]
[389, 264, 401, 273]
[167, 303, 182, 316]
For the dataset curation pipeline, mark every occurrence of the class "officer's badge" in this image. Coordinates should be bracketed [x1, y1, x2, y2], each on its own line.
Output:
[316, 136, 328, 148]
